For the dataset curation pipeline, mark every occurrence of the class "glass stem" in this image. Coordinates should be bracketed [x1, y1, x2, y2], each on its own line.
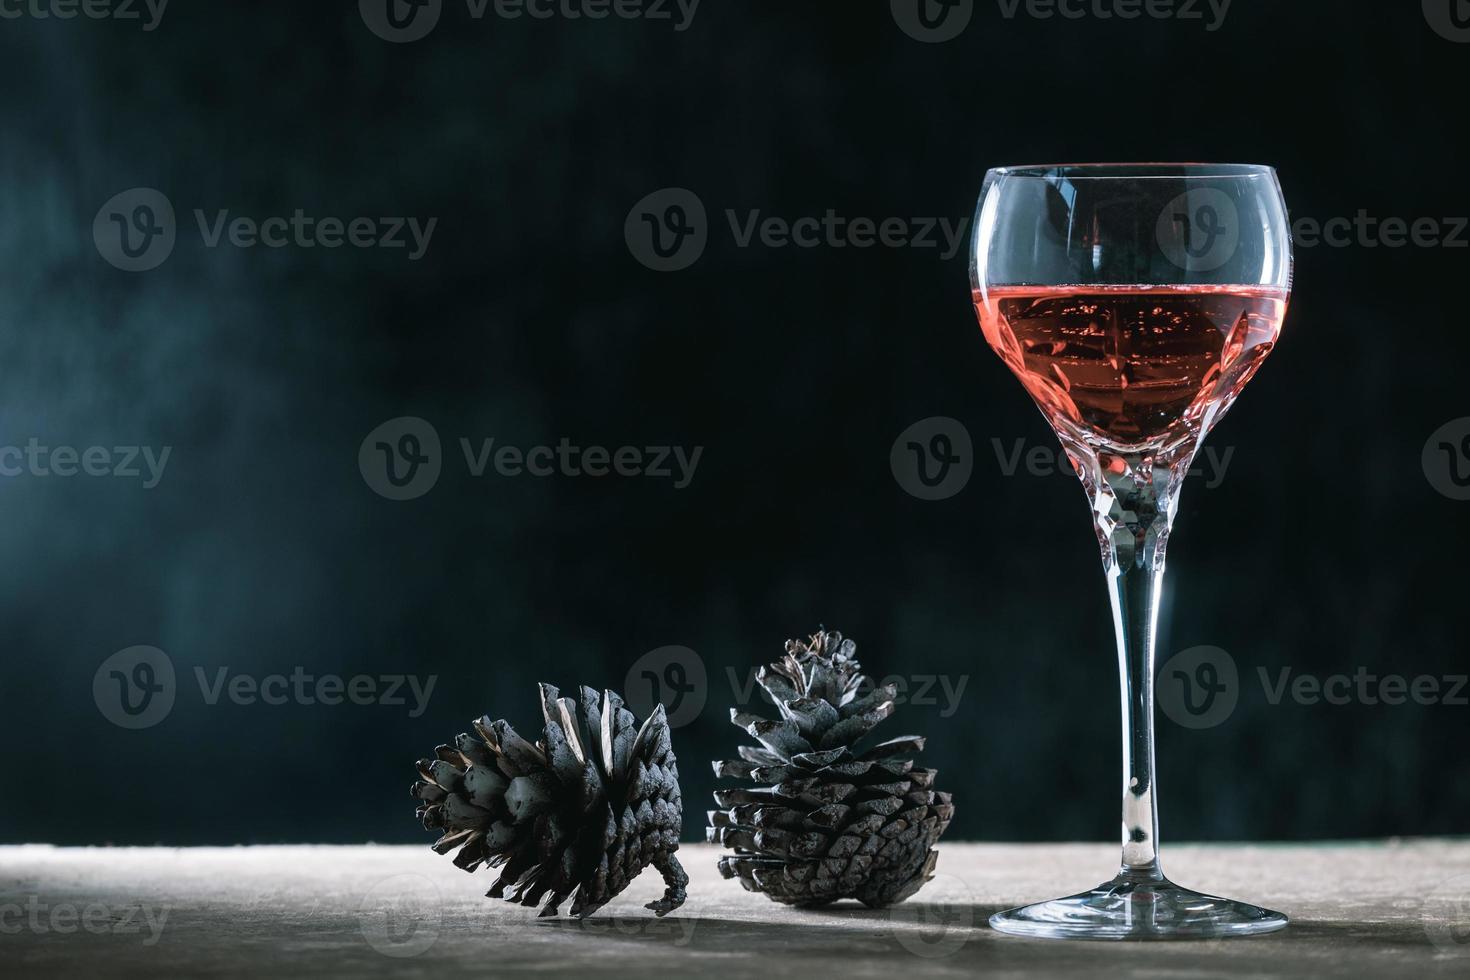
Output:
[1109, 539, 1166, 879]
[1079, 447, 1189, 882]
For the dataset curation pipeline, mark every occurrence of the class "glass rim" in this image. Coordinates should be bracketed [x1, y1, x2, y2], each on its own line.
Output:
[987, 162, 1277, 180]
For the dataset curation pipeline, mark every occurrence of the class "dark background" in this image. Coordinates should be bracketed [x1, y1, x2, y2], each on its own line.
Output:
[0, 1, 1465, 847]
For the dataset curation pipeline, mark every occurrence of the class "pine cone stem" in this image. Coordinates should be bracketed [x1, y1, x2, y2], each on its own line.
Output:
[646, 851, 689, 916]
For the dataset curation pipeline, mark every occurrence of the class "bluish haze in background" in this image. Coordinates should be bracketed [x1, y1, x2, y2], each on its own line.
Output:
[0, 1, 1464, 844]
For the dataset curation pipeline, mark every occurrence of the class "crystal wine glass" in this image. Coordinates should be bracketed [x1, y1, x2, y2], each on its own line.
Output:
[972, 163, 1291, 940]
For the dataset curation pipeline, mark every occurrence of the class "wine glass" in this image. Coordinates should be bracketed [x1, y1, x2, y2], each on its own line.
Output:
[972, 163, 1291, 940]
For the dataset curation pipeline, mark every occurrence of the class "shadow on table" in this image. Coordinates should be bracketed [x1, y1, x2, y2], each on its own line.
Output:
[1270, 918, 1448, 948]
[533, 905, 1465, 972]
[534, 902, 1007, 962]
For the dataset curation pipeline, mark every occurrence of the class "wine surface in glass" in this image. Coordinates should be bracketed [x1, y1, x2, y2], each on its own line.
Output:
[974, 284, 1288, 451]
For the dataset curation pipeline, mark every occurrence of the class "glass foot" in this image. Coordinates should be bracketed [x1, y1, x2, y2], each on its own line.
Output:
[990, 874, 1287, 941]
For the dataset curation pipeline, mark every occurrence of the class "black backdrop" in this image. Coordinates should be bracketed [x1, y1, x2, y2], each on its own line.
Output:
[1, 1, 1466, 847]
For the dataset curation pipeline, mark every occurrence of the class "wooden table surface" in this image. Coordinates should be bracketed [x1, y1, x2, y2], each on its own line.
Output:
[3, 840, 1469, 978]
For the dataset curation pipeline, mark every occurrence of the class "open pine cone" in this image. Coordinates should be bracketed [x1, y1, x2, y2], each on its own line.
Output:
[707, 629, 954, 907]
[413, 683, 686, 918]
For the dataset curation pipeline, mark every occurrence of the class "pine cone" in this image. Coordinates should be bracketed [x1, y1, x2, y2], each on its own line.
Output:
[707, 629, 954, 907]
[413, 683, 687, 918]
